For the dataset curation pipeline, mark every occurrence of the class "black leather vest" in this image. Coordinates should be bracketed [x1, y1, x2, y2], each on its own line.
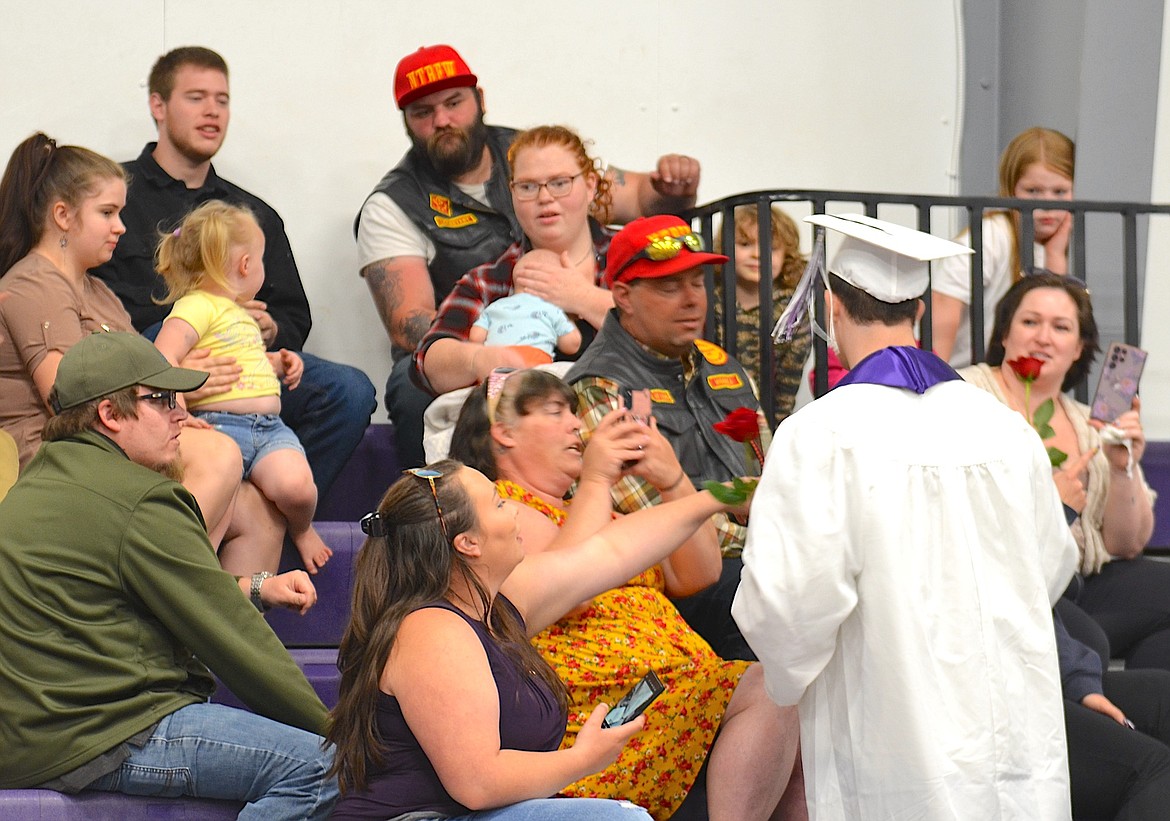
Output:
[357, 125, 523, 300]
[567, 312, 762, 485]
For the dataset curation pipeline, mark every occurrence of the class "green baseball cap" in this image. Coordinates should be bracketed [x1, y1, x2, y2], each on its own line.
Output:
[52, 332, 208, 411]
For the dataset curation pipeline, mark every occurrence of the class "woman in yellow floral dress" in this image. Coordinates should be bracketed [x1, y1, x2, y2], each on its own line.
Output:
[451, 368, 805, 821]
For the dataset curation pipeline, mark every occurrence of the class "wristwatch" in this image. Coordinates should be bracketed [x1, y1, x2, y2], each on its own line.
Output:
[250, 571, 274, 612]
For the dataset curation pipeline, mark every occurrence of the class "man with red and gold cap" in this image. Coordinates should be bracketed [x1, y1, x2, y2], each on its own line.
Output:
[357, 44, 703, 467]
[566, 214, 763, 660]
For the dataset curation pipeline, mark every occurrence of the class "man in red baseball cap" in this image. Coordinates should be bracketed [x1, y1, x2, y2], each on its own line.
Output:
[355, 44, 705, 469]
[565, 214, 765, 661]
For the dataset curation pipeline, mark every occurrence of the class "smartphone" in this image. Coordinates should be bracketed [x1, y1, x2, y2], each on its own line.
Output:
[624, 388, 652, 425]
[1090, 342, 1147, 423]
[601, 670, 665, 728]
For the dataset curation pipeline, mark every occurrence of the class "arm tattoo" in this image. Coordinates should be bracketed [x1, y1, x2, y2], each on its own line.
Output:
[399, 311, 433, 352]
[610, 167, 628, 187]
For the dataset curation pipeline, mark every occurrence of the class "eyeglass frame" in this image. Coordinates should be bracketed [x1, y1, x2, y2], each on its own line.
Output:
[135, 390, 178, 410]
[509, 173, 583, 201]
[405, 467, 449, 540]
[610, 232, 706, 282]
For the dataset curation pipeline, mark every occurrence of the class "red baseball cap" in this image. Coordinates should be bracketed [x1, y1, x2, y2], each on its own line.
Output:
[394, 45, 478, 110]
[605, 215, 728, 288]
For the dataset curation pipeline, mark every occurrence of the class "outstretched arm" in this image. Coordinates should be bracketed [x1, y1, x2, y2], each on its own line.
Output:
[608, 155, 701, 223]
[504, 487, 732, 634]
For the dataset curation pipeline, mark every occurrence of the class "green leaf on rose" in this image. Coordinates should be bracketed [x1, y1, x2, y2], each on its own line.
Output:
[704, 477, 760, 505]
[1047, 446, 1069, 467]
[1033, 399, 1055, 427]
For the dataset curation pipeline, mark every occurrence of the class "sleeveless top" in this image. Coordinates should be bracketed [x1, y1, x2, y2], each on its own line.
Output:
[330, 597, 566, 819]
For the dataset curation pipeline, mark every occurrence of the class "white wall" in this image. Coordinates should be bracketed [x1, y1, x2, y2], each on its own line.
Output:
[0, 0, 963, 401]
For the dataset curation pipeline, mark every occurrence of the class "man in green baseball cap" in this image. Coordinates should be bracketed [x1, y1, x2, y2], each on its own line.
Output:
[0, 331, 339, 816]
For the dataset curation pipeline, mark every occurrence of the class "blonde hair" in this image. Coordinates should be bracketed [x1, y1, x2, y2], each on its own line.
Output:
[155, 200, 258, 303]
[716, 204, 806, 289]
[507, 125, 612, 225]
[996, 127, 1075, 281]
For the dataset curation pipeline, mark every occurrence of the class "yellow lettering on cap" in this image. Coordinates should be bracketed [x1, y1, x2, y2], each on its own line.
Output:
[434, 213, 479, 229]
[429, 194, 452, 217]
[707, 373, 744, 390]
[648, 389, 675, 404]
[694, 339, 729, 365]
[440, 60, 455, 78]
[647, 225, 692, 242]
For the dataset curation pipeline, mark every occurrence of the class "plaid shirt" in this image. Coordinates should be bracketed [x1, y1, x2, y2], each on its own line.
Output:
[573, 345, 769, 557]
[413, 220, 613, 394]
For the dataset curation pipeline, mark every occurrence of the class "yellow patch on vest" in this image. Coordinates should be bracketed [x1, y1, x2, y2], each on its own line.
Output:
[429, 194, 452, 216]
[434, 213, 478, 229]
[648, 389, 675, 404]
[694, 339, 729, 365]
[707, 373, 744, 390]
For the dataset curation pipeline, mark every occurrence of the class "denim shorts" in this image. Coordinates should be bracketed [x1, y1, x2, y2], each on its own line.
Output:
[194, 410, 305, 478]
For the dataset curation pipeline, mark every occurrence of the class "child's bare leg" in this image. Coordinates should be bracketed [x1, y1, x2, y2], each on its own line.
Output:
[249, 449, 332, 573]
[219, 480, 285, 576]
[178, 427, 243, 549]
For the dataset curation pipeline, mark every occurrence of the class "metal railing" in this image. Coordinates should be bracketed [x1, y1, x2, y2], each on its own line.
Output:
[687, 190, 1161, 425]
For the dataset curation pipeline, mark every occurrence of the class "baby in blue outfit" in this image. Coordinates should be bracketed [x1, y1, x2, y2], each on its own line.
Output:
[469, 249, 583, 359]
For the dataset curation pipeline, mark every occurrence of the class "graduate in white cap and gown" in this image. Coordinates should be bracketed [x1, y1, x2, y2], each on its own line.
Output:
[732, 214, 1079, 820]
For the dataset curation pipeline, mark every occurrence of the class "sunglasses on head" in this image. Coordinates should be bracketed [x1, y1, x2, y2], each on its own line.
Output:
[405, 467, 448, 540]
[361, 467, 450, 539]
[612, 232, 705, 282]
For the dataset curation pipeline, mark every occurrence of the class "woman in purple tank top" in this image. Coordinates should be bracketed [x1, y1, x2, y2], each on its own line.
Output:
[327, 457, 743, 820]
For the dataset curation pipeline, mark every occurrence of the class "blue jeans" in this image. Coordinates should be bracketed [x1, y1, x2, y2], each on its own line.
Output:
[440, 798, 651, 821]
[281, 351, 376, 497]
[88, 703, 338, 820]
[385, 354, 432, 469]
[195, 411, 304, 477]
[142, 322, 375, 499]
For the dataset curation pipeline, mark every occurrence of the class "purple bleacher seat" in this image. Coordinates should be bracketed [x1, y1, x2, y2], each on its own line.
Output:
[1143, 440, 1170, 549]
[212, 522, 361, 711]
[0, 789, 243, 819]
[315, 423, 399, 522]
[268, 521, 360, 647]
[213, 647, 340, 711]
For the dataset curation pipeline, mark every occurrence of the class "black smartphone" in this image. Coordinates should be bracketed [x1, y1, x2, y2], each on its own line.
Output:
[1090, 342, 1147, 423]
[601, 670, 665, 728]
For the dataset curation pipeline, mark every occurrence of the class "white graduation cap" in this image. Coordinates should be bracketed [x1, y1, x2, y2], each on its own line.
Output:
[772, 213, 972, 342]
[808, 213, 973, 303]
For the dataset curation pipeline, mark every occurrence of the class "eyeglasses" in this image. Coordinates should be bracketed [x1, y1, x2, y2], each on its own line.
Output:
[135, 390, 178, 410]
[510, 173, 583, 201]
[612, 232, 705, 281]
[405, 467, 448, 540]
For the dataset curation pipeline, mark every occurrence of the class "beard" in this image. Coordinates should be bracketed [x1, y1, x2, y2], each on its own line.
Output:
[413, 115, 489, 179]
[157, 450, 185, 483]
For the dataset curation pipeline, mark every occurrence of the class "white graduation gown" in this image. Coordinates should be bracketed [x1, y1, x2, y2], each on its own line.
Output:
[733, 378, 1077, 821]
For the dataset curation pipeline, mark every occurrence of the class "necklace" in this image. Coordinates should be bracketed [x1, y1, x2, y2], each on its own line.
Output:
[496, 479, 568, 526]
[572, 245, 595, 269]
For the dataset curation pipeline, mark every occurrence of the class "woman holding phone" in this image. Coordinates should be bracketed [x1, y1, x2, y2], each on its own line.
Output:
[448, 369, 806, 821]
[960, 272, 1163, 668]
[326, 458, 754, 820]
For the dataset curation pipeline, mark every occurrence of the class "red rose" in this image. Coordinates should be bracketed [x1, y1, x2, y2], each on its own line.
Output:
[712, 406, 761, 442]
[1007, 356, 1044, 382]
